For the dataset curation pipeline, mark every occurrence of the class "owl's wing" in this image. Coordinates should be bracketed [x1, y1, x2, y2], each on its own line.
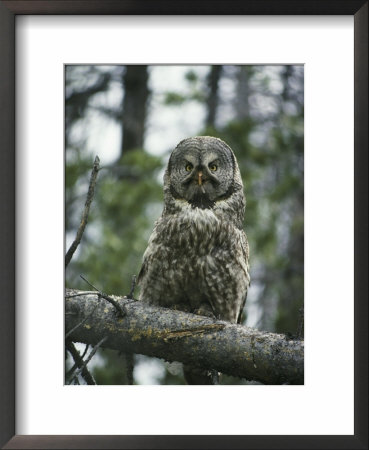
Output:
[237, 229, 250, 324]
[137, 221, 159, 287]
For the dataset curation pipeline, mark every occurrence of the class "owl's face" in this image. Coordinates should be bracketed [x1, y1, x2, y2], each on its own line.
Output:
[167, 136, 236, 209]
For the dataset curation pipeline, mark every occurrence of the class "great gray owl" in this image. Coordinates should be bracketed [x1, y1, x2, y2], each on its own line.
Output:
[138, 136, 250, 384]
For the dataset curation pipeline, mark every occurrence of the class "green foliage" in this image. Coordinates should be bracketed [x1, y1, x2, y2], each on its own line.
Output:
[164, 92, 187, 105]
[164, 69, 206, 106]
[185, 70, 198, 83]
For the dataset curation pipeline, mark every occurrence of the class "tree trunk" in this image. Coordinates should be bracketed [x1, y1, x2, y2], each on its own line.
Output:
[236, 65, 251, 119]
[65, 289, 304, 385]
[205, 65, 222, 128]
[121, 65, 149, 154]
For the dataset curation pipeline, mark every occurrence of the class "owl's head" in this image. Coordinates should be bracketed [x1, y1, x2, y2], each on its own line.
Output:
[164, 136, 244, 210]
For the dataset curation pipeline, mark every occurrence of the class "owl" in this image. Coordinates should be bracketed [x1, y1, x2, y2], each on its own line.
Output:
[138, 136, 250, 384]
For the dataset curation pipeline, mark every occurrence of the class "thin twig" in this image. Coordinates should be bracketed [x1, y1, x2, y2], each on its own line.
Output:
[65, 155, 100, 268]
[79, 275, 101, 292]
[81, 343, 90, 359]
[71, 336, 108, 383]
[65, 344, 90, 379]
[80, 274, 126, 317]
[66, 341, 96, 385]
[65, 291, 99, 298]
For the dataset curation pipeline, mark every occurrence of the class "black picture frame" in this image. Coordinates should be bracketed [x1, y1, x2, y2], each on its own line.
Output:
[0, 1, 367, 449]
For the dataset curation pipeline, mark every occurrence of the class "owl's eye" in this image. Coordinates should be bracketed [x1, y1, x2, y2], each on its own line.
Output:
[209, 163, 218, 172]
[185, 163, 193, 172]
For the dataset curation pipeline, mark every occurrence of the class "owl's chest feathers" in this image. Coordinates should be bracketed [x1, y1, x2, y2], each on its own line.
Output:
[143, 203, 247, 318]
[159, 203, 232, 251]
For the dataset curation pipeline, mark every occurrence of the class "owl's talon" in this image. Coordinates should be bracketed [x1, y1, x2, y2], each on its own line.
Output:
[193, 304, 216, 319]
[172, 303, 192, 313]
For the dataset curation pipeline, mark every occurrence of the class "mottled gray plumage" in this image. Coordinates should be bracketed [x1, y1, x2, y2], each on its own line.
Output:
[138, 136, 250, 383]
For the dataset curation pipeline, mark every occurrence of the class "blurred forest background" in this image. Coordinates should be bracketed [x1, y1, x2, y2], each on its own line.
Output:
[65, 65, 304, 385]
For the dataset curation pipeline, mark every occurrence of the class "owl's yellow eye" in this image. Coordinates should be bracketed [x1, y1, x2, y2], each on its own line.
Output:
[185, 163, 193, 172]
[209, 164, 218, 172]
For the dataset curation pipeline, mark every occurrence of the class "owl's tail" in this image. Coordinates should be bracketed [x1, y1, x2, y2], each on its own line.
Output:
[183, 366, 219, 385]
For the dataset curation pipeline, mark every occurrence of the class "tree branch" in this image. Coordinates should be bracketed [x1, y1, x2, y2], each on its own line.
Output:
[65, 289, 304, 384]
[70, 336, 108, 384]
[65, 156, 100, 268]
[65, 340, 96, 385]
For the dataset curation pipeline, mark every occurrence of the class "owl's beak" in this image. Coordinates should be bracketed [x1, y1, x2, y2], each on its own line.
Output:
[197, 171, 203, 186]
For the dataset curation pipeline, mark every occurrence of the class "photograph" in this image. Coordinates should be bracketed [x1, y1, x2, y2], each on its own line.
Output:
[65, 64, 304, 385]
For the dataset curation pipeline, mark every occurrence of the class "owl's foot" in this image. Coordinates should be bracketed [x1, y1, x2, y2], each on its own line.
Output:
[192, 303, 216, 319]
[171, 302, 192, 313]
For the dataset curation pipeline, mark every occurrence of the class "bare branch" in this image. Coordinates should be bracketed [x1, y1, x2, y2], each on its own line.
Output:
[71, 336, 108, 383]
[65, 291, 99, 298]
[65, 340, 96, 385]
[79, 274, 127, 317]
[65, 156, 100, 268]
[65, 344, 90, 379]
[65, 289, 304, 384]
